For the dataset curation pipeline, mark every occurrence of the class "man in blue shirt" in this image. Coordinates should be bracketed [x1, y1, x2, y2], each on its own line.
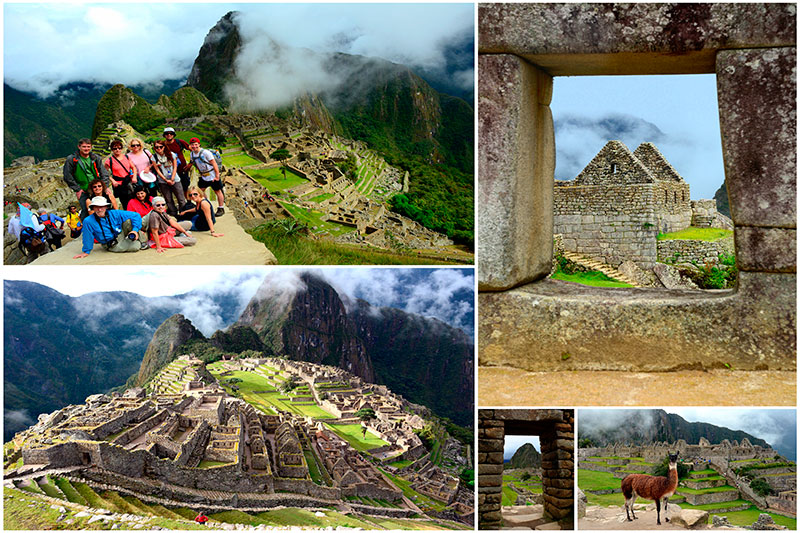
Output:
[73, 197, 147, 258]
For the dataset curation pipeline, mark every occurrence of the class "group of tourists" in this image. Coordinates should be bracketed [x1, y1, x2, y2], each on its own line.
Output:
[12, 127, 227, 261]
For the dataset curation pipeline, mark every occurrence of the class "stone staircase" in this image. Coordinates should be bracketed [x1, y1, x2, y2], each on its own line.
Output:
[561, 251, 640, 287]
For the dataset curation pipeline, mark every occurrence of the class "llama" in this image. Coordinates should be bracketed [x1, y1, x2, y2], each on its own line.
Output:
[621, 451, 679, 525]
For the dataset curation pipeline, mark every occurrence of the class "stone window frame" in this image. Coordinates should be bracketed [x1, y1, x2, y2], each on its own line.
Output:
[477, 4, 795, 372]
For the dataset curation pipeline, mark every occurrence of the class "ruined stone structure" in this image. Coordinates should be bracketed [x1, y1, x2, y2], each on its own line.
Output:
[6, 356, 473, 523]
[478, 4, 796, 373]
[478, 409, 573, 529]
[578, 439, 778, 465]
[554, 141, 716, 268]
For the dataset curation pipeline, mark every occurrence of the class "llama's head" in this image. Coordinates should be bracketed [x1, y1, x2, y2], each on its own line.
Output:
[668, 451, 679, 465]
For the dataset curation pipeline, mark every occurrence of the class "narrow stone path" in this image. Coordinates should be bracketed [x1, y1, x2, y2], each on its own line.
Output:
[560, 251, 640, 286]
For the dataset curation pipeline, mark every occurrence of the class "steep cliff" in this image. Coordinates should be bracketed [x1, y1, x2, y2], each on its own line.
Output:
[506, 443, 542, 470]
[134, 315, 205, 387]
[92, 84, 166, 139]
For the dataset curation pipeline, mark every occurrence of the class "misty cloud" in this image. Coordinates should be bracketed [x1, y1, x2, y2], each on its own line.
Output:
[579, 409, 658, 444]
[4, 409, 34, 436]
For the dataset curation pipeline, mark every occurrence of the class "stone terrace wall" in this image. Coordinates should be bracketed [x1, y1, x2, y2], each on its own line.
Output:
[554, 183, 659, 267]
[657, 237, 734, 264]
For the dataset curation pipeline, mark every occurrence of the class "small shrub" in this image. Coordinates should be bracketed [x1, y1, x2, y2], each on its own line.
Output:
[750, 477, 774, 497]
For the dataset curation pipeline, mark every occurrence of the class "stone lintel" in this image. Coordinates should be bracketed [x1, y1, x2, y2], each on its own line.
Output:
[479, 4, 796, 68]
[717, 47, 797, 228]
[492, 409, 565, 423]
[478, 54, 554, 291]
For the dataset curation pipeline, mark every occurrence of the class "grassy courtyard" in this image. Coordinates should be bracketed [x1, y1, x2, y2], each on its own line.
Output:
[323, 423, 389, 452]
[657, 227, 733, 241]
[247, 167, 308, 191]
[551, 270, 633, 288]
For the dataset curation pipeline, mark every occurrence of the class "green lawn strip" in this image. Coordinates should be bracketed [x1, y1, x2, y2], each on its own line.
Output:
[281, 203, 354, 235]
[148, 503, 186, 520]
[657, 227, 733, 241]
[247, 167, 309, 191]
[690, 468, 718, 476]
[72, 481, 113, 509]
[198, 460, 230, 468]
[309, 192, 335, 203]
[17, 480, 45, 495]
[247, 224, 458, 265]
[122, 495, 157, 515]
[303, 449, 324, 485]
[704, 506, 796, 528]
[389, 459, 415, 469]
[54, 478, 88, 505]
[586, 491, 626, 507]
[101, 491, 142, 514]
[4, 487, 95, 530]
[677, 499, 753, 511]
[172, 507, 201, 520]
[379, 468, 447, 512]
[676, 484, 737, 494]
[279, 399, 336, 419]
[222, 153, 262, 167]
[502, 485, 518, 506]
[551, 270, 633, 287]
[250, 508, 375, 528]
[578, 468, 621, 491]
[687, 475, 726, 483]
[37, 477, 64, 499]
[325, 423, 389, 453]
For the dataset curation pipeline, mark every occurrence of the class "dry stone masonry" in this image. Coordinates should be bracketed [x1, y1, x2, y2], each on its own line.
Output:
[478, 409, 573, 530]
[478, 3, 796, 373]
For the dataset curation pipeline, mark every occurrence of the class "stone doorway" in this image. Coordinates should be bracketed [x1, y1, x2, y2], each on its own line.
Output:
[479, 409, 574, 530]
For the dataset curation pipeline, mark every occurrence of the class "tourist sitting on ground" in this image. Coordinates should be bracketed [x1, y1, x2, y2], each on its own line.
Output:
[148, 196, 195, 253]
[37, 207, 66, 250]
[152, 139, 186, 216]
[65, 204, 82, 238]
[127, 137, 160, 199]
[179, 187, 223, 237]
[85, 178, 119, 213]
[73, 197, 147, 258]
[105, 139, 137, 209]
[16, 204, 49, 263]
[126, 184, 154, 228]
[188, 138, 225, 217]
[7, 203, 27, 241]
[63, 138, 110, 220]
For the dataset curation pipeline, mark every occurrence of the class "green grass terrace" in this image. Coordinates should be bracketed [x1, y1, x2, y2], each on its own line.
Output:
[657, 227, 734, 241]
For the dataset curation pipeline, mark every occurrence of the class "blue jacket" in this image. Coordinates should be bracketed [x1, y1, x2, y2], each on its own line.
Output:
[81, 209, 142, 254]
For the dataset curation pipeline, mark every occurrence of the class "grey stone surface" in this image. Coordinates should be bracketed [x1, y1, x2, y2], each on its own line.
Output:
[478, 53, 554, 291]
[717, 47, 797, 228]
[479, 273, 796, 372]
[479, 4, 796, 75]
[652, 263, 700, 290]
[577, 488, 586, 519]
[735, 227, 796, 273]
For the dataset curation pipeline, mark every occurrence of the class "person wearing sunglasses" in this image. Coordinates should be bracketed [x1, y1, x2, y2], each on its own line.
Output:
[179, 187, 224, 238]
[152, 139, 185, 216]
[148, 196, 195, 253]
[104, 139, 137, 209]
[127, 138, 159, 199]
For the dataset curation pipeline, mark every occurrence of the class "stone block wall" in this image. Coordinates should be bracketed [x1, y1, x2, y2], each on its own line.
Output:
[657, 236, 735, 264]
[478, 409, 573, 529]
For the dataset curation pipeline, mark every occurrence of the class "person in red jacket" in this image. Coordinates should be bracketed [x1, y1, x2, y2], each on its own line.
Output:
[194, 512, 209, 525]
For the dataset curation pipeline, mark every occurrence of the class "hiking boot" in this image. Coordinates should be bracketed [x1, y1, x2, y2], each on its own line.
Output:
[140, 242, 150, 250]
[215, 207, 225, 217]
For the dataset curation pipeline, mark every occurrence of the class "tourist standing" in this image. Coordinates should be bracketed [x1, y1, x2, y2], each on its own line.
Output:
[188, 138, 225, 217]
[162, 127, 192, 195]
[105, 139, 137, 210]
[152, 139, 186, 216]
[127, 138, 159, 199]
[62, 138, 110, 220]
[65, 205, 82, 238]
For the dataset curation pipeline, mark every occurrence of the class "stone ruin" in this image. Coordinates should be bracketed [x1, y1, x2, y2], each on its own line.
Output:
[578, 438, 778, 466]
[555, 140, 732, 269]
[478, 3, 796, 374]
[5, 356, 473, 524]
[479, 409, 574, 529]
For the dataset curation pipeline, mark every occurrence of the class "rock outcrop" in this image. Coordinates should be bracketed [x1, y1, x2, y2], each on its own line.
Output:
[135, 315, 205, 386]
[506, 442, 541, 469]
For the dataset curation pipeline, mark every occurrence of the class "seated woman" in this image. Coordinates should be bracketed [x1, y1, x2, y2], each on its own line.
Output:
[126, 184, 154, 231]
[85, 178, 119, 212]
[148, 196, 195, 252]
[178, 187, 223, 237]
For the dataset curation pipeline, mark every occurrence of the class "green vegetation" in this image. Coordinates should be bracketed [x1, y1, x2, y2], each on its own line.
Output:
[389, 459, 415, 469]
[501, 485, 518, 506]
[698, 506, 796, 528]
[657, 227, 733, 241]
[222, 153, 261, 167]
[379, 468, 447, 512]
[551, 270, 633, 288]
[749, 477, 773, 497]
[247, 223, 456, 265]
[676, 484, 737, 494]
[577, 469, 620, 492]
[653, 456, 691, 479]
[309, 192, 335, 203]
[324, 423, 389, 453]
[197, 460, 229, 468]
[247, 167, 308, 191]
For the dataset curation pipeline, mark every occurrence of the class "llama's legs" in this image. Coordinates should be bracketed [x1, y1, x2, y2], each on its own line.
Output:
[629, 494, 637, 520]
[655, 498, 662, 525]
[663, 497, 670, 522]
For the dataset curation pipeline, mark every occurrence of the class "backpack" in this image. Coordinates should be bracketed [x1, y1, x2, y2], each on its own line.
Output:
[18, 226, 46, 255]
[192, 149, 222, 171]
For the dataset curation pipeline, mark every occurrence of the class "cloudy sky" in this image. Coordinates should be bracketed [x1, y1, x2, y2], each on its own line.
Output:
[4, 266, 475, 336]
[552, 74, 724, 200]
[579, 408, 796, 461]
[4, 3, 474, 100]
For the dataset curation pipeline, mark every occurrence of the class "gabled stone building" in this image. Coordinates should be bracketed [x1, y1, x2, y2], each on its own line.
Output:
[554, 140, 693, 268]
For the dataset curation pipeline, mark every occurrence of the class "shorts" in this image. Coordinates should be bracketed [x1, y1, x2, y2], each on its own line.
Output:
[198, 179, 224, 192]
